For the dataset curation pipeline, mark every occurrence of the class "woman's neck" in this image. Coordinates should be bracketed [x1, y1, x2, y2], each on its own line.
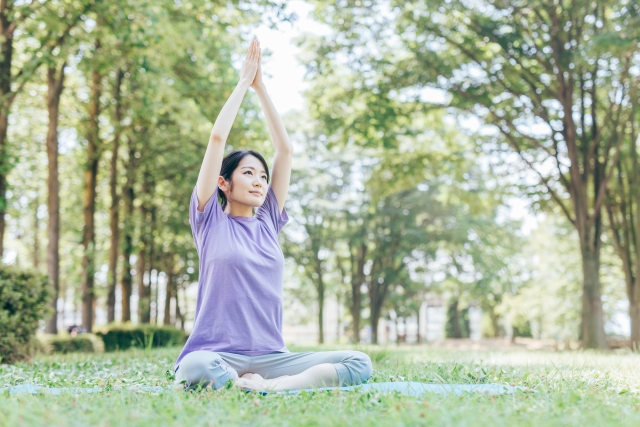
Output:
[224, 201, 254, 218]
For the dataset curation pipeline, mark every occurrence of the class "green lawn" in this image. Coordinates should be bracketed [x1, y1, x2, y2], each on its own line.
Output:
[1, 345, 639, 426]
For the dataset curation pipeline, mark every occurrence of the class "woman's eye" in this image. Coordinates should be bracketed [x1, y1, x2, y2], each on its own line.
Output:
[262, 176, 267, 180]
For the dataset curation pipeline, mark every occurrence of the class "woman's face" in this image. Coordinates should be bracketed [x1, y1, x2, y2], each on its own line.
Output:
[220, 155, 268, 208]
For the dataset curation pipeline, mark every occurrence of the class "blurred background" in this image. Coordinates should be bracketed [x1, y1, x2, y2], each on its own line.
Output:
[4, 0, 639, 350]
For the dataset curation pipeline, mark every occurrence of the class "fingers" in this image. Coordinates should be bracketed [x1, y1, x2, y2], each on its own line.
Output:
[246, 41, 252, 60]
[248, 38, 260, 62]
[248, 38, 257, 61]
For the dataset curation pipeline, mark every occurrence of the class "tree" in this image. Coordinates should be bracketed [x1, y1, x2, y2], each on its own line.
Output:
[281, 118, 353, 344]
[607, 129, 640, 347]
[301, 0, 637, 348]
[44, 60, 66, 333]
[67, 0, 287, 328]
[0, 0, 94, 259]
[106, 67, 123, 323]
[601, 12, 640, 348]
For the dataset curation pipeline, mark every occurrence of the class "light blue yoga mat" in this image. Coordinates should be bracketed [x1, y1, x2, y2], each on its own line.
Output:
[1, 382, 528, 397]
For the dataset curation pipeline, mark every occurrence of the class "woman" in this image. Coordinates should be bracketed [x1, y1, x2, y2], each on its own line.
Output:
[174, 38, 372, 392]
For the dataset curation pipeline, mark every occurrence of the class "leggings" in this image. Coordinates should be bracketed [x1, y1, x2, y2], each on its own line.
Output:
[175, 350, 373, 390]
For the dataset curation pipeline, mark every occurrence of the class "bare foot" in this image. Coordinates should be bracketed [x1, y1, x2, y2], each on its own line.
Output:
[234, 373, 298, 392]
[235, 377, 270, 392]
[240, 373, 264, 381]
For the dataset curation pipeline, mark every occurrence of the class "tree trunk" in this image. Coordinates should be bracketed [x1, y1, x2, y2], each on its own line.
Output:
[32, 192, 39, 268]
[45, 63, 65, 334]
[107, 69, 124, 323]
[175, 284, 185, 331]
[150, 205, 157, 325]
[311, 252, 325, 344]
[336, 292, 341, 342]
[632, 132, 640, 349]
[369, 275, 393, 345]
[606, 197, 639, 350]
[489, 310, 501, 338]
[0, 111, 8, 258]
[631, 296, 640, 351]
[81, 48, 102, 333]
[369, 277, 378, 345]
[348, 241, 366, 343]
[451, 299, 462, 339]
[164, 268, 173, 326]
[121, 182, 134, 322]
[371, 308, 380, 345]
[318, 278, 324, 344]
[575, 87, 608, 349]
[137, 170, 153, 324]
[579, 241, 608, 349]
[136, 241, 149, 324]
[368, 275, 386, 345]
[0, 9, 14, 260]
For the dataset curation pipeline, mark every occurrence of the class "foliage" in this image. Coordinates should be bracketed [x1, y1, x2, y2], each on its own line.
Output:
[293, 3, 527, 341]
[4, 0, 636, 349]
[296, 0, 639, 347]
[95, 324, 187, 352]
[0, 265, 52, 364]
[50, 336, 95, 354]
[40, 333, 104, 354]
[5, 0, 289, 331]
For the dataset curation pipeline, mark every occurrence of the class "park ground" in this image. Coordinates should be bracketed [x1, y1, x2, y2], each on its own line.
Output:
[1, 343, 640, 426]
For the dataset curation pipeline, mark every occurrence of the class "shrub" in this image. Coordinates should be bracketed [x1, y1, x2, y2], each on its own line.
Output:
[95, 324, 186, 352]
[51, 336, 94, 353]
[0, 265, 52, 364]
[39, 333, 105, 354]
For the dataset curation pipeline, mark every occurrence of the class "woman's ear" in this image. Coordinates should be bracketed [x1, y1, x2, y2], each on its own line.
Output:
[217, 175, 228, 192]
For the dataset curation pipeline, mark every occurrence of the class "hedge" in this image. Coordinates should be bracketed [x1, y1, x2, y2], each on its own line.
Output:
[95, 324, 186, 352]
[39, 333, 105, 354]
[0, 265, 52, 364]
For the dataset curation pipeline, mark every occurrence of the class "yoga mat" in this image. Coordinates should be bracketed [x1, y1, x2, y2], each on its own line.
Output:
[1, 382, 529, 397]
[301, 382, 528, 396]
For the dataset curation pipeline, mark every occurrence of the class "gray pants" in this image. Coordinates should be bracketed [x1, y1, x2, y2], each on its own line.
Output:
[175, 350, 373, 390]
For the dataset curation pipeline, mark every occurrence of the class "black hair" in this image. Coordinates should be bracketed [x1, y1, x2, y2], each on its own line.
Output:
[218, 150, 270, 211]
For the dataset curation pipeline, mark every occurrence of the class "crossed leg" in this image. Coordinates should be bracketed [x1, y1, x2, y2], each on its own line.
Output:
[175, 350, 372, 392]
[236, 364, 336, 392]
[235, 350, 372, 392]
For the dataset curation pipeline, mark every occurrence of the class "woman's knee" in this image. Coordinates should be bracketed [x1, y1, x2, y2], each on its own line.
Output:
[175, 351, 237, 390]
[339, 351, 373, 385]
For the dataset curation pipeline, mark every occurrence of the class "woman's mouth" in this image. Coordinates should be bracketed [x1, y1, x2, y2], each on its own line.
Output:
[250, 191, 261, 196]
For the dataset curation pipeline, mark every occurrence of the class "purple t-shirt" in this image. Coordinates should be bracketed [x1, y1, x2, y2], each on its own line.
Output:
[175, 184, 290, 369]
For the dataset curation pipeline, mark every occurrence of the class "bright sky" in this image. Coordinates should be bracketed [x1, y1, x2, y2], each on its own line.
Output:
[251, 1, 328, 114]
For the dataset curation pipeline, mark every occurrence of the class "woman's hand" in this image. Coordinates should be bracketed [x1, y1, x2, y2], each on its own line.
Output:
[250, 42, 264, 90]
[239, 38, 260, 87]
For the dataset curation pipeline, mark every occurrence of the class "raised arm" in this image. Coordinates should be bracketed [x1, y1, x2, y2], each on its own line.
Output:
[195, 39, 261, 211]
[250, 46, 293, 214]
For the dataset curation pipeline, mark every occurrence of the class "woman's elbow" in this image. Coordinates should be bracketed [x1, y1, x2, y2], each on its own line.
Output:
[210, 133, 225, 145]
[278, 144, 294, 156]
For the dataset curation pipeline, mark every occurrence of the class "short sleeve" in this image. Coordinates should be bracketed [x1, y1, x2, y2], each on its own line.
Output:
[189, 185, 224, 245]
[256, 185, 289, 235]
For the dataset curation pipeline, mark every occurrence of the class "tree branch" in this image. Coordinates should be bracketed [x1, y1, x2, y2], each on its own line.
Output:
[589, 119, 628, 226]
[498, 125, 575, 225]
[5, 0, 95, 108]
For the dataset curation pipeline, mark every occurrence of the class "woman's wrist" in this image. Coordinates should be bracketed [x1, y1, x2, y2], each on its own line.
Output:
[252, 83, 267, 93]
[237, 79, 252, 90]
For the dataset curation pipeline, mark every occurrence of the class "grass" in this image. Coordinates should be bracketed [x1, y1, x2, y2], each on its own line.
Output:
[1, 345, 640, 426]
